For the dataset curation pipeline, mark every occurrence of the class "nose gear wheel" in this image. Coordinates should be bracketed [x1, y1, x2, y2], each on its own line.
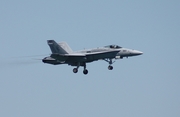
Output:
[108, 65, 113, 70]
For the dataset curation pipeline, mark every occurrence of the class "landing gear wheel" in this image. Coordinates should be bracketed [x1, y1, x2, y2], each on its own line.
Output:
[108, 66, 113, 70]
[73, 68, 78, 73]
[83, 69, 88, 75]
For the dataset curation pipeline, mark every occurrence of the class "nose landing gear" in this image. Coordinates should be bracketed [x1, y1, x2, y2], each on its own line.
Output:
[104, 59, 115, 70]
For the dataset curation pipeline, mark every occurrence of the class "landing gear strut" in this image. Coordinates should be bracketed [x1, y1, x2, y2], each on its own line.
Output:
[73, 62, 80, 73]
[83, 63, 88, 75]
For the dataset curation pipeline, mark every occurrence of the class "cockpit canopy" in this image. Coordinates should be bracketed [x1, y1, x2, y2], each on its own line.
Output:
[104, 45, 122, 49]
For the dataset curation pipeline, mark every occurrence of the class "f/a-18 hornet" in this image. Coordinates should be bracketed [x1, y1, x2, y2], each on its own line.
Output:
[42, 40, 143, 75]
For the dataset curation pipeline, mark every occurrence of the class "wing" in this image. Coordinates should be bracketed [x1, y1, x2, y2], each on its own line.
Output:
[51, 50, 119, 63]
[50, 53, 86, 62]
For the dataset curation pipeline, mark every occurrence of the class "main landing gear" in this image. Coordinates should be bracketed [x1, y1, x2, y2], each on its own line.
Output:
[72, 59, 115, 75]
[73, 68, 78, 73]
[73, 63, 88, 75]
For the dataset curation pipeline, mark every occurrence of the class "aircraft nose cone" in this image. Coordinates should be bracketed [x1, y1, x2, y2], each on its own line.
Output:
[135, 50, 143, 55]
[132, 50, 143, 56]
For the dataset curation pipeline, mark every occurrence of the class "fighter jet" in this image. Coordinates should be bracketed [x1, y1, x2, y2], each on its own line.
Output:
[42, 40, 143, 75]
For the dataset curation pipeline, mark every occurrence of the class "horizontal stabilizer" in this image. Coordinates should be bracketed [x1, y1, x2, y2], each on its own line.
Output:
[50, 53, 86, 62]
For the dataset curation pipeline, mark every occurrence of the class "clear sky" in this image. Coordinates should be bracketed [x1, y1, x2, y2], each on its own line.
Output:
[0, 0, 180, 117]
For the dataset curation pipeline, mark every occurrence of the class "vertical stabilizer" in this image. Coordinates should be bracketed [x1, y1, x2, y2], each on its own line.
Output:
[47, 40, 72, 54]
[58, 42, 73, 54]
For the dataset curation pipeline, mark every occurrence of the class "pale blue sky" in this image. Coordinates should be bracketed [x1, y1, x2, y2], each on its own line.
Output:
[0, 0, 180, 117]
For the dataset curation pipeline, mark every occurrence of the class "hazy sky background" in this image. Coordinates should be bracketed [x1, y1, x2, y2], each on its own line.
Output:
[0, 0, 180, 117]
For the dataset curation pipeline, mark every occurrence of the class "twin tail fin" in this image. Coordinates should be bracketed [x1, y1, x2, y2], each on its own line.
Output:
[47, 40, 73, 54]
